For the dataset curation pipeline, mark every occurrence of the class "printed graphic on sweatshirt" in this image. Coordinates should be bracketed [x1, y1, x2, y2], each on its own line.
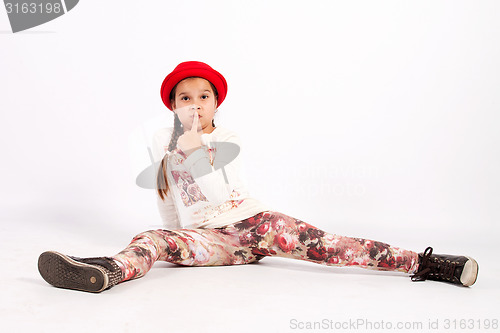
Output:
[170, 170, 208, 207]
[193, 189, 245, 222]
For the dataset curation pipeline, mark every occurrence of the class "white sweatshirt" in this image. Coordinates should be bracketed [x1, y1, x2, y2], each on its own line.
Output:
[151, 126, 272, 229]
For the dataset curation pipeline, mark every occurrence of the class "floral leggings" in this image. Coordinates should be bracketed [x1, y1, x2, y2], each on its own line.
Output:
[113, 211, 419, 282]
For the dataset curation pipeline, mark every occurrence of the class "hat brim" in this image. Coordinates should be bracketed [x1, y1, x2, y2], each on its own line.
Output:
[160, 65, 227, 111]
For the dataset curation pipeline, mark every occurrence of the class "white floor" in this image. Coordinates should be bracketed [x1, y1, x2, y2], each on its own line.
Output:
[2, 218, 499, 333]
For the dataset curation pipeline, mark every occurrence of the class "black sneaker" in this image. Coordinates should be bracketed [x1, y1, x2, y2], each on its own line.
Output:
[411, 247, 478, 287]
[38, 251, 123, 293]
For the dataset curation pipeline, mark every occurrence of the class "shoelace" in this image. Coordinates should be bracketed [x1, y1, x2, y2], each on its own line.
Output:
[411, 247, 457, 282]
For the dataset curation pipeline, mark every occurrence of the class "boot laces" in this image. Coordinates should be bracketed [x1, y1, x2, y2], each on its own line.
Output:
[411, 247, 457, 282]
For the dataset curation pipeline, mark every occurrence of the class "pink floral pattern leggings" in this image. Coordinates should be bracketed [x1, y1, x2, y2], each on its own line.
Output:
[113, 211, 419, 282]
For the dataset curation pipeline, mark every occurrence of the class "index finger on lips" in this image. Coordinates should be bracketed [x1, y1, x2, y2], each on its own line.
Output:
[191, 111, 199, 133]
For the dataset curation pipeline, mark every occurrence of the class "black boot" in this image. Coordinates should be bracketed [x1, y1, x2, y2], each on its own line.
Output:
[411, 247, 478, 287]
[38, 251, 123, 293]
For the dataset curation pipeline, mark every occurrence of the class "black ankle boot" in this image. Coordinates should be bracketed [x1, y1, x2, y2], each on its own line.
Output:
[411, 247, 478, 287]
[38, 251, 123, 293]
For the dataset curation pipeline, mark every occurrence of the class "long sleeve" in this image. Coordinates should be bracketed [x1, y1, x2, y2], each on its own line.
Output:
[156, 192, 182, 229]
[151, 127, 182, 229]
[151, 128, 172, 164]
[182, 132, 243, 205]
[151, 126, 270, 229]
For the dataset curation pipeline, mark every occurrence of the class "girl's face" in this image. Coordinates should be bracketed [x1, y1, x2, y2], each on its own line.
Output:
[171, 77, 217, 134]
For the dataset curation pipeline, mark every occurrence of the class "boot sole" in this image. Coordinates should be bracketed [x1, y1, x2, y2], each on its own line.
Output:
[461, 257, 479, 287]
[38, 251, 109, 293]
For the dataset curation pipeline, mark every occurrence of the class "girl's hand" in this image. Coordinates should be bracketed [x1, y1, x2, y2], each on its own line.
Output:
[177, 111, 202, 156]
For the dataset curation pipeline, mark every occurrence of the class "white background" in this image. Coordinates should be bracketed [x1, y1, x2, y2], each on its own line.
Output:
[1, 1, 499, 332]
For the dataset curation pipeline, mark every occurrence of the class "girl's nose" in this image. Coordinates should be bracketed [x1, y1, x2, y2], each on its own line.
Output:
[190, 104, 201, 110]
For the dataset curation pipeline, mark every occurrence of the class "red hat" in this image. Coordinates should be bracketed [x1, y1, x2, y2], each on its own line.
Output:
[160, 61, 228, 111]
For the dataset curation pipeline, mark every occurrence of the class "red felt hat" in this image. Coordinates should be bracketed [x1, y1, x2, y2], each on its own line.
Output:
[160, 61, 228, 111]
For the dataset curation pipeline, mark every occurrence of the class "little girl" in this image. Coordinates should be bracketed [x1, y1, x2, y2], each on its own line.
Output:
[38, 61, 479, 293]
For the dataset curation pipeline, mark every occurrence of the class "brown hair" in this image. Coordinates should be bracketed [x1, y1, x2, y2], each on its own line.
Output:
[156, 77, 219, 200]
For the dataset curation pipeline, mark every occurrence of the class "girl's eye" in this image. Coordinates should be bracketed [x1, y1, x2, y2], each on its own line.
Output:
[201, 95, 208, 99]
[181, 96, 189, 101]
